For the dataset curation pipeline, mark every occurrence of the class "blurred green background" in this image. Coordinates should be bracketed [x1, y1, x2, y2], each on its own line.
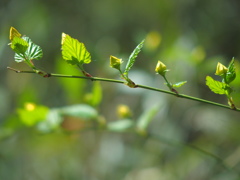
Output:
[1, 0, 240, 179]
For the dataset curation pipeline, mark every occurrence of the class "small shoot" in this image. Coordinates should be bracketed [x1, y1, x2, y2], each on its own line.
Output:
[110, 39, 145, 87]
[9, 27, 43, 70]
[124, 39, 145, 77]
[206, 58, 237, 109]
[155, 61, 187, 95]
[61, 33, 92, 77]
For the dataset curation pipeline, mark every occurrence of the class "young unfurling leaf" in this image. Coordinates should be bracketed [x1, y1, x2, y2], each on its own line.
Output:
[172, 81, 187, 88]
[9, 27, 21, 41]
[61, 33, 91, 68]
[124, 39, 145, 76]
[225, 58, 236, 84]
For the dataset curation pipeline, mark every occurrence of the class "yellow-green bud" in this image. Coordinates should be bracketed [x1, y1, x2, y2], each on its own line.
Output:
[110, 55, 123, 70]
[155, 61, 167, 76]
[117, 104, 132, 118]
[215, 62, 228, 76]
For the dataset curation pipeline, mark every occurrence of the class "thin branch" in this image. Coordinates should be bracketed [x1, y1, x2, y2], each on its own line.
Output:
[7, 67, 240, 112]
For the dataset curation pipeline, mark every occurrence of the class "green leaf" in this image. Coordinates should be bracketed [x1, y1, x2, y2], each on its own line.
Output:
[14, 36, 43, 62]
[124, 39, 145, 76]
[206, 76, 227, 95]
[60, 104, 98, 120]
[90, 82, 102, 106]
[37, 109, 63, 133]
[107, 119, 133, 132]
[172, 81, 187, 88]
[225, 58, 236, 84]
[61, 33, 91, 67]
[136, 104, 160, 132]
[10, 36, 29, 54]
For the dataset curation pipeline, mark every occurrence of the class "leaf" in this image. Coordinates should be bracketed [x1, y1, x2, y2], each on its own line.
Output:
[37, 109, 63, 133]
[225, 58, 236, 84]
[206, 76, 227, 95]
[61, 33, 91, 66]
[172, 81, 187, 88]
[14, 36, 43, 62]
[124, 39, 145, 76]
[60, 104, 98, 120]
[10, 36, 29, 54]
[91, 82, 102, 106]
[9, 27, 21, 41]
[107, 119, 133, 132]
[136, 104, 160, 132]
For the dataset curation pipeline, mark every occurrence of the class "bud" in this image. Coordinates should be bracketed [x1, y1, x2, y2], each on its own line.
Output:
[110, 55, 123, 70]
[24, 102, 36, 111]
[155, 61, 167, 76]
[117, 104, 132, 118]
[215, 62, 228, 76]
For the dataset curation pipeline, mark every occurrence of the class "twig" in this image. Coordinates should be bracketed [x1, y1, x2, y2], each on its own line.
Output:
[7, 67, 240, 112]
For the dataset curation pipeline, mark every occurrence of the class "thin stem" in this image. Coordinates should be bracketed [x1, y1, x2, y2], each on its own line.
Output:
[7, 67, 240, 112]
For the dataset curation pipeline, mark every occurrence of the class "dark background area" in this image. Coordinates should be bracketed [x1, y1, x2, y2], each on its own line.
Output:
[1, 0, 240, 179]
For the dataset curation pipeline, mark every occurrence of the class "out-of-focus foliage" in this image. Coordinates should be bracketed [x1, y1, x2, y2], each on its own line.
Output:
[1, 0, 240, 179]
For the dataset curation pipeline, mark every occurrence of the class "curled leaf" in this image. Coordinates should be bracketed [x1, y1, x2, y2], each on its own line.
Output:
[9, 27, 21, 41]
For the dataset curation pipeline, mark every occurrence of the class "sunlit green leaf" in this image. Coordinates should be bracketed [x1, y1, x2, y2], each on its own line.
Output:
[206, 76, 227, 95]
[61, 33, 91, 66]
[172, 81, 187, 88]
[124, 39, 145, 76]
[10, 36, 29, 55]
[107, 119, 133, 132]
[14, 36, 43, 62]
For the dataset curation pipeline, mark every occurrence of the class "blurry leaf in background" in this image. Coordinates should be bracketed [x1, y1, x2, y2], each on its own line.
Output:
[145, 31, 162, 51]
[107, 119, 134, 132]
[136, 104, 160, 135]
[84, 81, 102, 107]
[60, 104, 98, 120]
[14, 36, 43, 62]
[190, 46, 206, 64]
[55, 58, 86, 104]
[61, 33, 91, 67]
[17, 102, 49, 126]
[37, 109, 62, 133]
